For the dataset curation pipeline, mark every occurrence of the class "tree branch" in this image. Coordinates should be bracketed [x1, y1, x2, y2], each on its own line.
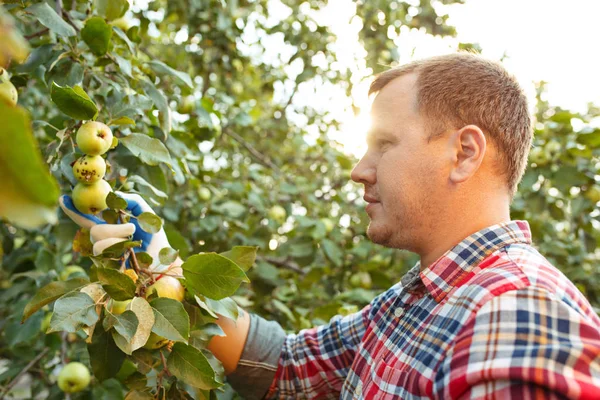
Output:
[260, 256, 305, 275]
[0, 348, 50, 399]
[25, 28, 49, 40]
[61, 9, 80, 32]
[222, 128, 281, 173]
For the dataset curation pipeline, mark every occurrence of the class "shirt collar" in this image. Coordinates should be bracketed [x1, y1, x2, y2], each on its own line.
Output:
[414, 220, 532, 303]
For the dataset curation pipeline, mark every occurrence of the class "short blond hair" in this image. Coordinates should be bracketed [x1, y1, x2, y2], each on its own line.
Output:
[369, 52, 532, 200]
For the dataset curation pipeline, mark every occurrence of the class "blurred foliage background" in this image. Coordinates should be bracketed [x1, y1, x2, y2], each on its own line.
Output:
[1, 0, 600, 398]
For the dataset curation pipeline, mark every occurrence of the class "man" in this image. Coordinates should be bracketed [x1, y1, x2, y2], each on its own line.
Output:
[60, 52, 600, 399]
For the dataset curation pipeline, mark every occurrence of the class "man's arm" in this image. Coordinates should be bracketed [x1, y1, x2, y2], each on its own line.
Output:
[435, 286, 600, 399]
[207, 309, 251, 375]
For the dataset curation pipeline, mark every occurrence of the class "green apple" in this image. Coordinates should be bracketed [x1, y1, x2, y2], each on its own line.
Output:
[72, 179, 112, 214]
[178, 95, 195, 114]
[0, 70, 17, 105]
[111, 17, 132, 31]
[76, 121, 113, 156]
[60, 265, 87, 281]
[57, 362, 91, 393]
[143, 332, 169, 349]
[584, 185, 600, 204]
[73, 155, 106, 183]
[146, 276, 185, 302]
[321, 218, 335, 233]
[268, 205, 286, 222]
[198, 187, 211, 201]
[110, 299, 132, 315]
[350, 272, 372, 289]
[41, 312, 52, 332]
[0, 80, 17, 105]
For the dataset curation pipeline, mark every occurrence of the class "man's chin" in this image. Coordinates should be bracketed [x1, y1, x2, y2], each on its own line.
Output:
[367, 223, 392, 247]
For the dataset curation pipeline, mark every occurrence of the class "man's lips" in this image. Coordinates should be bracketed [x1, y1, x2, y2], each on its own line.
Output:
[364, 195, 380, 214]
[363, 195, 379, 203]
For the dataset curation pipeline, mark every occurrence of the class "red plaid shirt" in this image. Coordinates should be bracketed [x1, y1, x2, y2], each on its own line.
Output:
[265, 221, 600, 399]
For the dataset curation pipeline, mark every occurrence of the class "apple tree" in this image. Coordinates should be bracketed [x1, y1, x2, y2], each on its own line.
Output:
[2, 0, 599, 398]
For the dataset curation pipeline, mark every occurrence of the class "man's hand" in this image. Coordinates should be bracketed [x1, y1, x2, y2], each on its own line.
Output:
[59, 192, 181, 273]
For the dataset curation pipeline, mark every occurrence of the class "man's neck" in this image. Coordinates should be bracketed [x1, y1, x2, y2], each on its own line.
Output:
[419, 211, 511, 271]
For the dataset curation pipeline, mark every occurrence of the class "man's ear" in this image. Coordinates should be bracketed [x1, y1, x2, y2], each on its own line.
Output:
[449, 125, 486, 184]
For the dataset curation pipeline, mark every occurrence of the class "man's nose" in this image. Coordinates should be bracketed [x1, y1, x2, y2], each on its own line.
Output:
[351, 156, 376, 185]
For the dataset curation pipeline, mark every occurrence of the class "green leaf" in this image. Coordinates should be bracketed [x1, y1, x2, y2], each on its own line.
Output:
[94, 0, 129, 20]
[48, 292, 99, 333]
[120, 133, 172, 167]
[106, 192, 127, 210]
[212, 201, 246, 218]
[112, 297, 154, 354]
[50, 82, 98, 120]
[22, 278, 89, 322]
[112, 26, 136, 55]
[88, 324, 126, 382]
[220, 246, 258, 272]
[147, 60, 194, 89]
[141, 80, 171, 134]
[103, 310, 139, 342]
[82, 17, 112, 56]
[0, 104, 60, 229]
[92, 266, 136, 301]
[182, 253, 249, 300]
[114, 54, 133, 77]
[127, 175, 168, 199]
[322, 239, 343, 267]
[203, 296, 239, 321]
[26, 3, 76, 37]
[194, 296, 218, 318]
[137, 212, 162, 234]
[108, 116, 135, 126]
[167, 343, 222, 390]
[150, 298, 190, 343]
[159, 247, 179, 265]
[101, 240, 142, 258]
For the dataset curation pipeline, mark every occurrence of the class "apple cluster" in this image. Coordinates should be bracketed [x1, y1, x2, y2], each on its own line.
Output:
[109, 274, 185, 350]
[72, 122, 114, 214]
[0, 68, 18, 106]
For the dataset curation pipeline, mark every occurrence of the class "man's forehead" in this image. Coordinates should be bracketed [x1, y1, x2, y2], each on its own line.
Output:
[370, 73, 419, 117]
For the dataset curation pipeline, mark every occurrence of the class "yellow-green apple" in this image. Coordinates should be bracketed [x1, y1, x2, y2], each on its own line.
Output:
[72, 180, 112, 214]
[76, 121, 113, 156]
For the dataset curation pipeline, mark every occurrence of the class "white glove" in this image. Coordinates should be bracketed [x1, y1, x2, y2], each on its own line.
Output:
[59, 191, 178, 273]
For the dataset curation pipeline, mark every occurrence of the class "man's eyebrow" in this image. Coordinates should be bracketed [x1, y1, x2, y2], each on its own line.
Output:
[366, 129, 395, 143]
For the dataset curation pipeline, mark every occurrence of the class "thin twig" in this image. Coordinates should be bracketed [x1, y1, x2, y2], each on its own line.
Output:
[0, 348, 50, 399]
[260, 256, 306, 275]
[223, 128, 281, 173]
[61, 9, 80, 32]
[159, 350, 170, 377]
[25, 28, 49, 40]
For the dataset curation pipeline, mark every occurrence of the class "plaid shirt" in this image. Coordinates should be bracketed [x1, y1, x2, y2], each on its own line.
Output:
[262, 221, 600, 399]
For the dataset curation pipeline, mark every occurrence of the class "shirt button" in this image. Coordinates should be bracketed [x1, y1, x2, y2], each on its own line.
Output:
[394, 308, 404, 318]
[355, 382, 362, 394]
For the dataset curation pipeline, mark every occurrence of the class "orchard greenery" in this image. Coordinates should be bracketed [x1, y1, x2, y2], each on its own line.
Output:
[1, 0, 600, 399]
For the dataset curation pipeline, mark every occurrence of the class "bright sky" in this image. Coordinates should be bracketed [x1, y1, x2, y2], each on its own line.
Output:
[325, 0, 600, 157]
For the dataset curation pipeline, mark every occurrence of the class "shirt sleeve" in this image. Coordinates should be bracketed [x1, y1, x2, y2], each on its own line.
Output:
[435, 286, 600, 400]
[264, 303, 372, 399]
[226, 313, 287, 400]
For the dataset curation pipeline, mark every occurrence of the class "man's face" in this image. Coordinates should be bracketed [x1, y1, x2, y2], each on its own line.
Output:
[351, 73, 449, 251]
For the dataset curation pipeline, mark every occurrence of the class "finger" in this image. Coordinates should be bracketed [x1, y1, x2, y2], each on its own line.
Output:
[93, 237, 128, 256]
[59, 195, 104, 229]
[115, 191, 155, 216]
[90, 223, 136, 243]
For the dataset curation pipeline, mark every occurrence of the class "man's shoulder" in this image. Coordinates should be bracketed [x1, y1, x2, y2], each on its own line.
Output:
[450, 242, 599, 323]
